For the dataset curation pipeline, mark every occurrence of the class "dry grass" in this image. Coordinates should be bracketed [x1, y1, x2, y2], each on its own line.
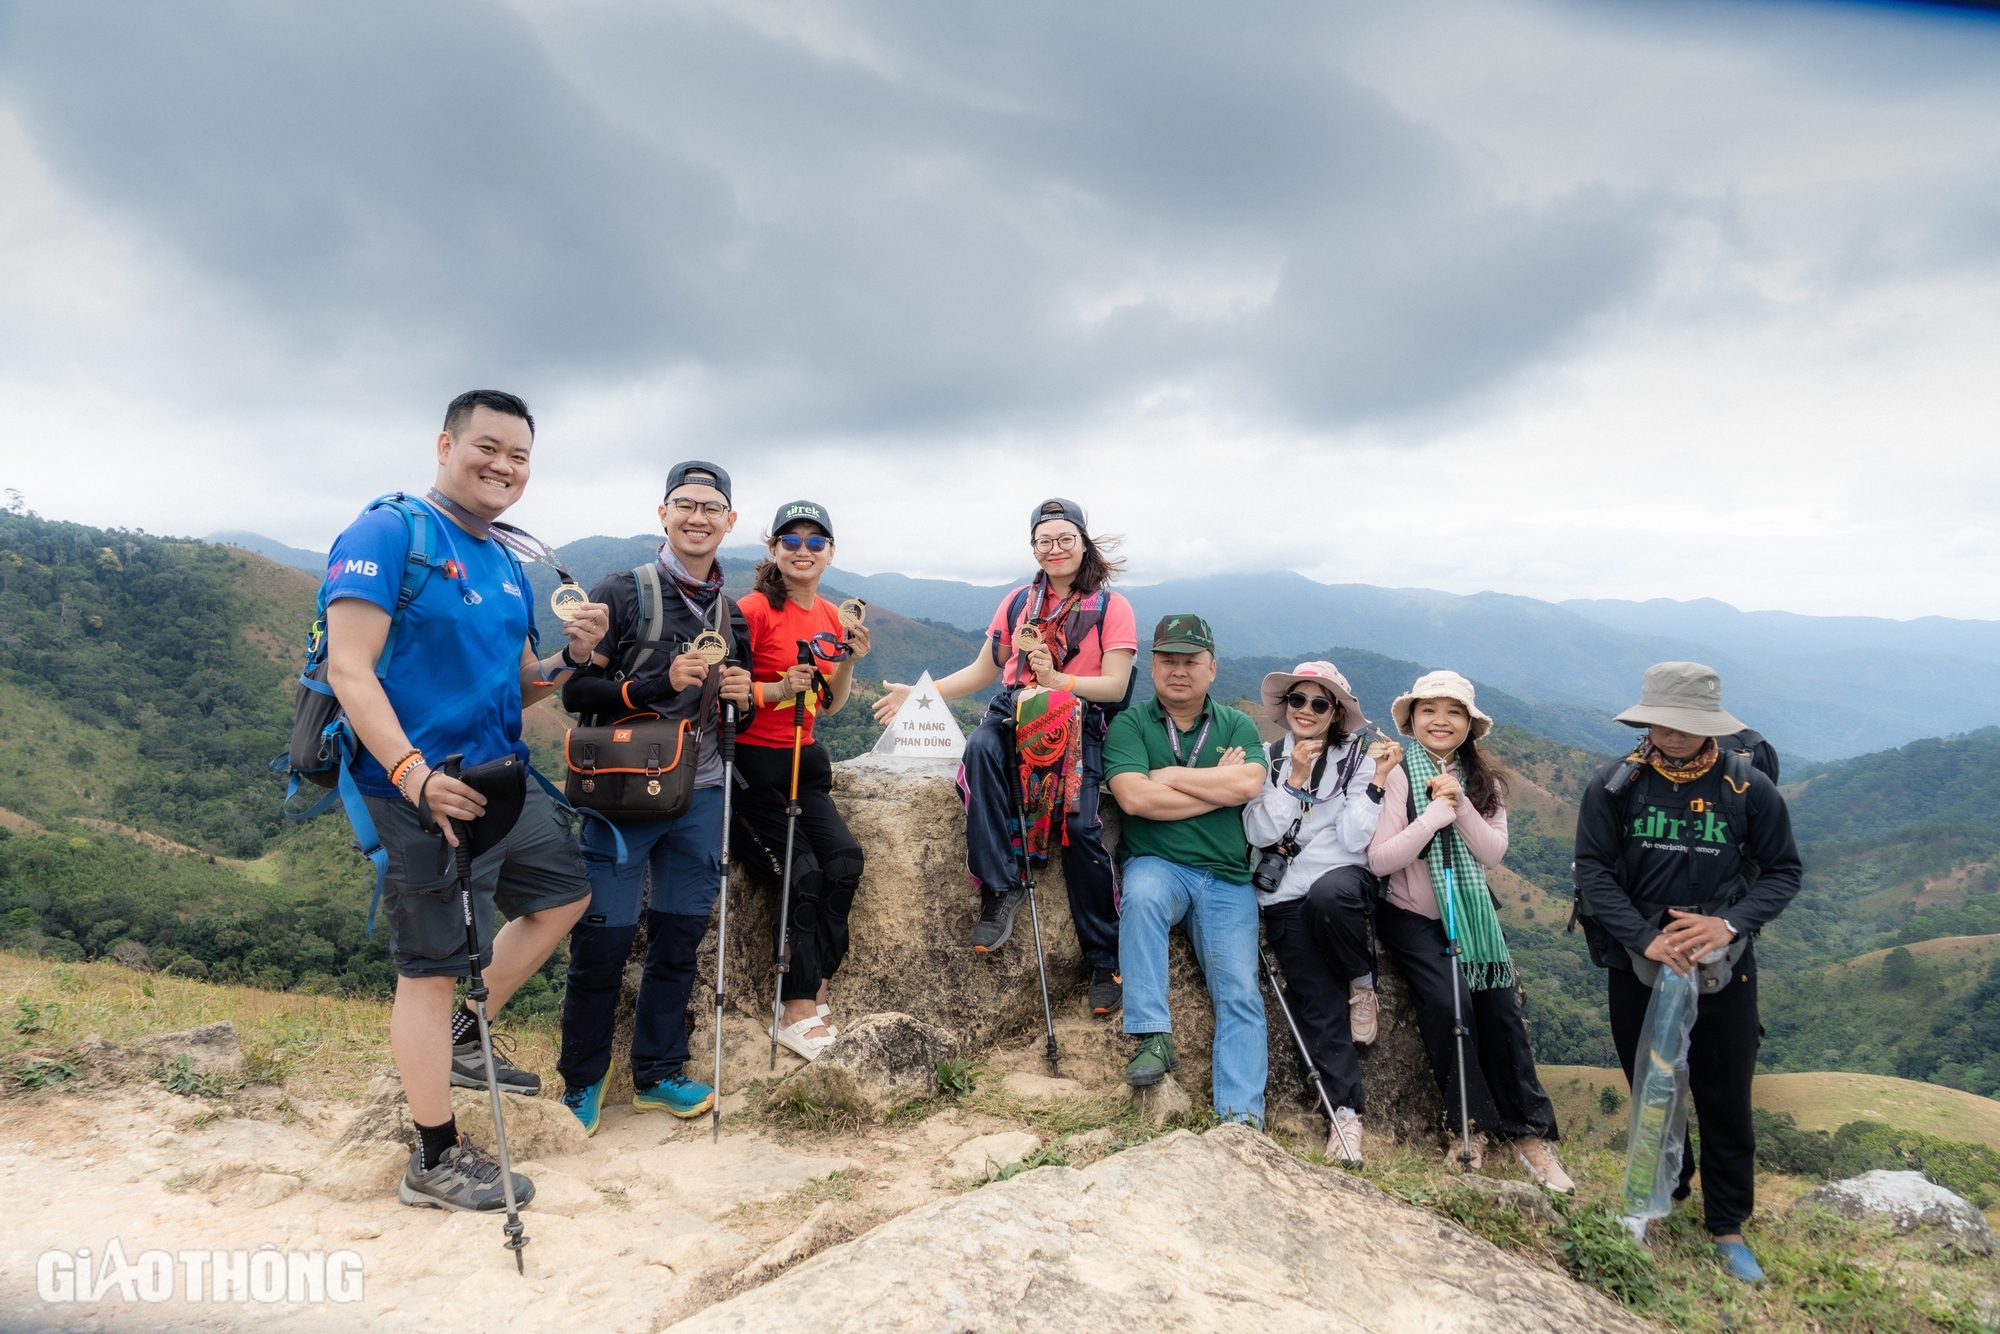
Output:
[1836, 934, 2000, 973]
[0, 950, 561, 1103]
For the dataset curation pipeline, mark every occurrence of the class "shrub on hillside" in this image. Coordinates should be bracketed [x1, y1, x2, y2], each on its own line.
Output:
[1753, 1109, 2000, 1206]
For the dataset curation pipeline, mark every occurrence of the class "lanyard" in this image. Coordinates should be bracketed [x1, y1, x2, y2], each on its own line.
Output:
[1164, 708, 1212, 767]
[424, 488, 576, 585]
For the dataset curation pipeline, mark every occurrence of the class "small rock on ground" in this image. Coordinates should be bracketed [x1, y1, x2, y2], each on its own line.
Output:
[1793, 1170, 1997, 1255]
[945, 1131, 1043, 1178]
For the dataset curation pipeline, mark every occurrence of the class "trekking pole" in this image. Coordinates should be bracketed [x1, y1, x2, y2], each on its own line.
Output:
[441, 754, 529, 1274]
[1441, 857, 1476, 1172]
[711, 693, 737, 1142]
[1008, 751, 1061, 1077]
[771, 640, 812, 1070]
[1257, 943, 1359, 1165]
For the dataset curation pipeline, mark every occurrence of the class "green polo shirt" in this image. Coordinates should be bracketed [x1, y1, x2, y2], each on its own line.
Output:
[1102, 695, 1267, 883]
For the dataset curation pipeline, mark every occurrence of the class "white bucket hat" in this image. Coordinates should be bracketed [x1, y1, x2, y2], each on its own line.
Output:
[1614, 662, 1746, 737]
[1259, 661, 1369, 731]
[1391, 669, 1493, 741]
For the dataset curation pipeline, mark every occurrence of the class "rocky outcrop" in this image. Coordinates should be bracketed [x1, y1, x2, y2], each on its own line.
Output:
[314, 1072, 590, 1200]
[768, 1011, 958, 1122]
[1793, 1170, 1997, 1255]
[669, 1122, 1651, 1333]
[74, 1020, 247, 1083]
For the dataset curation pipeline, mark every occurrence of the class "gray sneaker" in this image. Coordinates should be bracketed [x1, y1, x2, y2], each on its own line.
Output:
[450, 1035, 541, 1095]
[398, 1143, 536, 1213]
[972, 889, 1027, 953]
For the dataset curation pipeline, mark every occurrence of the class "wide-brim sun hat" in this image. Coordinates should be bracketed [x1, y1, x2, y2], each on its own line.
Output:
[1614, 661, 1746, 737]
[1391, 669, 1493, 741]
[1260, 661, 1369, 731]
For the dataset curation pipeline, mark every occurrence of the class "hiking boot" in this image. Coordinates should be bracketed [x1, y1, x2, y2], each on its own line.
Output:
[450, 1035, 541, 1095]
[1516, 1137, 1575, 1195]
[398, 1142, 535, 1213]
[634, 1073, 715, 1119]
[561, 1073, 607, 1137]
[1088, 968, 1123, 1016]
[1713, 1240, 1765, 1284]
[1327, 1107, 1364, 1166]
[1446, 1131, 1487, 1173]
[972, 889, 1027, 953]
[1347, 984, 1378, 1045]
[1124, 1033, 1177, 1088]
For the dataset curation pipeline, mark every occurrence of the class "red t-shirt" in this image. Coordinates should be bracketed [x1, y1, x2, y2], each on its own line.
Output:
[986, 585, 1138, 687]
[739, 593, 846, 748]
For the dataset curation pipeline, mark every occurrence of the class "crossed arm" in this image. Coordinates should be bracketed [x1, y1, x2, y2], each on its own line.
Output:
[1108, 750, 1265, 819]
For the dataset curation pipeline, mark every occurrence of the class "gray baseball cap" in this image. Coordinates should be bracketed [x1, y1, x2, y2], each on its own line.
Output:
[1614, 662, 1746, 737]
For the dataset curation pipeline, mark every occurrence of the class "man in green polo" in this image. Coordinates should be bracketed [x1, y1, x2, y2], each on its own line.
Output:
[1103, 614, 1269, 1123]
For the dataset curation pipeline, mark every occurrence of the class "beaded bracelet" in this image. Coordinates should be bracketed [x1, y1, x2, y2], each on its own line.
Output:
[388, 750, 424, 792]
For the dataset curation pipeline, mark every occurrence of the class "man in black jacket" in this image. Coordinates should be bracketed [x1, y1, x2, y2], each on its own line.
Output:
[553, 462, 752, 1131]
[1573, 661, 1803, 1285]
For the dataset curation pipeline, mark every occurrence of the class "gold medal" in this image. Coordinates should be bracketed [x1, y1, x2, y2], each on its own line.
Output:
[692, 629, 729, 665]
[838, 598, 867, 628]
[550, 581, 588, 621]
[1014, 622, 1044, 652]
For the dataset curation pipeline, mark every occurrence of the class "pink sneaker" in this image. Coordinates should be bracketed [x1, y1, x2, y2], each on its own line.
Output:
[1327, 1108, 1364, 1166]
[1348, 985, 1379, 1045]
[1516, 1137, 1576, 1194]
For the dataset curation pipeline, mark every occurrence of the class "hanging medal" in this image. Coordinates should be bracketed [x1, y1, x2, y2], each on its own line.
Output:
[838, 598, 867, 629]
[550, 580, 588, 621]
[692, 629, 729, 665]
[424, 487, 586, 618]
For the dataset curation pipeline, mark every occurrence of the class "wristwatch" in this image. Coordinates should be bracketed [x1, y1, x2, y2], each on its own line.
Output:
[1364, 782, 1385, 804]
[1722, 918, 1741, 940]
[560, 643, 585, 670]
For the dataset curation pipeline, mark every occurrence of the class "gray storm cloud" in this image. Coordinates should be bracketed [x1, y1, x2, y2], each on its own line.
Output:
[0, 0, 1664, 436]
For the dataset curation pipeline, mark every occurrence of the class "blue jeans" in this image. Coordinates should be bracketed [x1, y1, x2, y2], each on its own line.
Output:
[1118, 854, 1266, 1125]
[557, 787, 723, 1091]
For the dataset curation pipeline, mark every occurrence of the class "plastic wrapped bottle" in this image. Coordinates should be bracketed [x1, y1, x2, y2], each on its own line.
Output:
[1619, 963, 1702, 1241]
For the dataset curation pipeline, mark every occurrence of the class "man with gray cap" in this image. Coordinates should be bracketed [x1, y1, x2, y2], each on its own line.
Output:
[1572, 662, 1803, 1285]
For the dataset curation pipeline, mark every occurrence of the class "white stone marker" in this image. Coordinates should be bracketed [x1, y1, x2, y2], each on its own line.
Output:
[871, 671, 965, 759]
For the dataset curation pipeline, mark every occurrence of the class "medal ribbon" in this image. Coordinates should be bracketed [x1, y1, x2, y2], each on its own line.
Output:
[424, 488, 577, 585]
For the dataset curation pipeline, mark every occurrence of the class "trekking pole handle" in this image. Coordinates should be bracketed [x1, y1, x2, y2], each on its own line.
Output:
[792, 640, 812, 726]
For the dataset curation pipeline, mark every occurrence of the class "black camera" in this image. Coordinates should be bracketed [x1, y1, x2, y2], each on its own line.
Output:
[1252, 831, 1301, 896]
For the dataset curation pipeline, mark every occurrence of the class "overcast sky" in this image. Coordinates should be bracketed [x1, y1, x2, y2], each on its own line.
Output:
[2, 0, 1997, 618]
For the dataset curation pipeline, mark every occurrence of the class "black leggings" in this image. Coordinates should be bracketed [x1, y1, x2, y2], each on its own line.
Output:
[1609, 958, 1761, 1235]
[1261, 864, 1379, 1115]
[733, 740, 864, 1004]
[1375, 900, 1558, 1141]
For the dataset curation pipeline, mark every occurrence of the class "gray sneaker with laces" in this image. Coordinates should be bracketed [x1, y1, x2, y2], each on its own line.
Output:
[450, 1035, 540, 1095]
[398, 1142, 536, 1213]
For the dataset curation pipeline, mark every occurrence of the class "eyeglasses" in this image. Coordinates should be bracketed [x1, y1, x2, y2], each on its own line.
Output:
[1032, 534, 1080, 554]
[668, 498, 730, 518]
[1284, 691, 1337, 716]
[777, 534, 830, 554]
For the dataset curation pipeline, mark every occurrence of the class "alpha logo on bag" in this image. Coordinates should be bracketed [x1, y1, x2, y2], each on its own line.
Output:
[613, 729, 632, 742]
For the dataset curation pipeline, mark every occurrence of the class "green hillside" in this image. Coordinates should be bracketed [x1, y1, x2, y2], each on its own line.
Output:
[1787, 727, 2000, 843]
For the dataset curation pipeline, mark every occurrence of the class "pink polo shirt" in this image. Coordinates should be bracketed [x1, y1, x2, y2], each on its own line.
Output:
[1368, 761, 1510, 920]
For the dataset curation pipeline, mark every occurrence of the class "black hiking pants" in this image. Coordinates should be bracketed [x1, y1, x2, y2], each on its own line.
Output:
[1376, 900, 1558, 1141]
[732, 740, 865, 1004]
[1608, 954, 1760, 1236]
[1261, 865, 1379, 1115]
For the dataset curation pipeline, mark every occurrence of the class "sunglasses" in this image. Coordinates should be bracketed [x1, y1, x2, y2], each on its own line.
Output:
[1284, 691, 1338, 716]
[777, 534, 830, 554]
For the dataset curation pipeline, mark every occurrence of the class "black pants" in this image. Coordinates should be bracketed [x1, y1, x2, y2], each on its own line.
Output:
[556, 911, 708, 1091]
[733, 740, 865, 1004]
[1261, 865, 1378, 1114]
[1375, 900, 1558, 1140]
[1609, 957, 1760, 1235]
[960, 698, 1120, 970]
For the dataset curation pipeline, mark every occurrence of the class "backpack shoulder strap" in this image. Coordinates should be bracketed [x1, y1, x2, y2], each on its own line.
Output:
[1717, 748, 1754, 840]
[991, 583, 1034, 668]
[622, 563, 666, 677]
[365, 493, 444, 680]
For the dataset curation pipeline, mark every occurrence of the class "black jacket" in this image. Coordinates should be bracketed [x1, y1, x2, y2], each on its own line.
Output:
[1573, 755, 1804, 969]
[560, 566, 748, 734]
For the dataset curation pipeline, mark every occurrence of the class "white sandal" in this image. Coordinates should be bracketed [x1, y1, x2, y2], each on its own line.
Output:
[817, 1003, 838, 1038]
[775, 1016, 836, 1061]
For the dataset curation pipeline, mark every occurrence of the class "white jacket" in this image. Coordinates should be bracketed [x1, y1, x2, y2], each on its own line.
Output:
[1242, 733, 1383, 907]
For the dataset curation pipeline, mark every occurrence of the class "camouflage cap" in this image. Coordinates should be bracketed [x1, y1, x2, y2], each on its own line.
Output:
[1151, 613, 1214, 654]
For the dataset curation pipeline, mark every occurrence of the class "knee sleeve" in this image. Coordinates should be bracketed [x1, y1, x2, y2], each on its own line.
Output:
[822, 850, 863, 919]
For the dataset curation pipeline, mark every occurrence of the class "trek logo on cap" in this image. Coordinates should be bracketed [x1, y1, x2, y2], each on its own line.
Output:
[785, 503, 825, 521]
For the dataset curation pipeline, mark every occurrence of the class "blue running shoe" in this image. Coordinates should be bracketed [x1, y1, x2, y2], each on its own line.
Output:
[634, 1073, 715, 1119]
[561, 1074, 607, 1137]
[1713, 1240, 1765, 1284]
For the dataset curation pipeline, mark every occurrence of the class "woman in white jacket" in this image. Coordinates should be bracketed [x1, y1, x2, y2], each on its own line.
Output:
[1243, 662, 1393, 1164]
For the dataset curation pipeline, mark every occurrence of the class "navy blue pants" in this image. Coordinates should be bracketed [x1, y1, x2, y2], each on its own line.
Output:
[959, 695, 1119, 971]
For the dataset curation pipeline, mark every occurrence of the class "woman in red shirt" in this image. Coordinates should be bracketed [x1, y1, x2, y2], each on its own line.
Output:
[736, 500, 871, 1061]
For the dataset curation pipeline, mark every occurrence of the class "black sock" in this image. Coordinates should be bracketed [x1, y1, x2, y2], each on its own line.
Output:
[416, 1117, 459, 1172]
[450, 1002, 478, 1046]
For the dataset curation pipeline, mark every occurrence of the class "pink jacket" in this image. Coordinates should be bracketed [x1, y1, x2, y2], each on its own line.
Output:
[1368, 761, 1509, 919]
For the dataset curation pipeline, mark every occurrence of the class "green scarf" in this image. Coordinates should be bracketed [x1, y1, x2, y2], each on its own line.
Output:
[1405, 745, 1515, 991]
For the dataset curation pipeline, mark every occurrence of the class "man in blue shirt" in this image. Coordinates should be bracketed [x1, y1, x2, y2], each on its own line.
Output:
[324, 389, 607, 1213]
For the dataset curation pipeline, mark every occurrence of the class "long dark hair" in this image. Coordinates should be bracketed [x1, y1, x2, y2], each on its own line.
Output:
[1455, 737, 1510, 819]
[1033, 500, 1125, 594]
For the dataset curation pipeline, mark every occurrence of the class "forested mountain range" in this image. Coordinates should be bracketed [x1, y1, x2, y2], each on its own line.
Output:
[4, 510, 1997, 1100]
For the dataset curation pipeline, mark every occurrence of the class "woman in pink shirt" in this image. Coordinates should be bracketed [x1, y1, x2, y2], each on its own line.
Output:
[1369, 670, 1572, 1193]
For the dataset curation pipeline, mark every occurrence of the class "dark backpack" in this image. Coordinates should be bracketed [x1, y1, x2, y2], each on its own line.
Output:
[1715, 728, 1779, 785]
[993, 582, 1137, 717]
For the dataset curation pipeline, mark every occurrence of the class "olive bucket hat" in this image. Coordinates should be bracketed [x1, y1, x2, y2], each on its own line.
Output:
[1614, 661, 1746, 737]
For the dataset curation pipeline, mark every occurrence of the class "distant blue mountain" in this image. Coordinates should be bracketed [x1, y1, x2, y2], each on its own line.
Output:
[209, 530, 326, 576]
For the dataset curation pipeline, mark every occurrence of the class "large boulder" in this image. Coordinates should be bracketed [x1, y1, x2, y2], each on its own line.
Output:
[667, 1122, 1651, 1333]
[1793, 1170, 1997, 1255]
[768, 1011, 957, 1122]
[316, 1072, 590, 1200]
[74, 1021, 248, 1083]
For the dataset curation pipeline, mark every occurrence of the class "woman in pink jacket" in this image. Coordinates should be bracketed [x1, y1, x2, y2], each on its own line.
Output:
[1368, 670, 1572, 1193]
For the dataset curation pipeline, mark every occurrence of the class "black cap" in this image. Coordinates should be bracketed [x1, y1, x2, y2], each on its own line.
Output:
[772, 499, 834, 539]
[1030, 497, 1087, 535]
[664, 461, 732, 505]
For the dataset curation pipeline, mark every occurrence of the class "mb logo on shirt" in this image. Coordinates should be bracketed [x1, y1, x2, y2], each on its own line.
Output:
[330, 559, 379, 578]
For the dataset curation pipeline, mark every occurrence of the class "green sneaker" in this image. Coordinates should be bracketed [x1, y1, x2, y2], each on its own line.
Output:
[1124, 1032, 1177, 1088]
[561, 1072, 607, 1136]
